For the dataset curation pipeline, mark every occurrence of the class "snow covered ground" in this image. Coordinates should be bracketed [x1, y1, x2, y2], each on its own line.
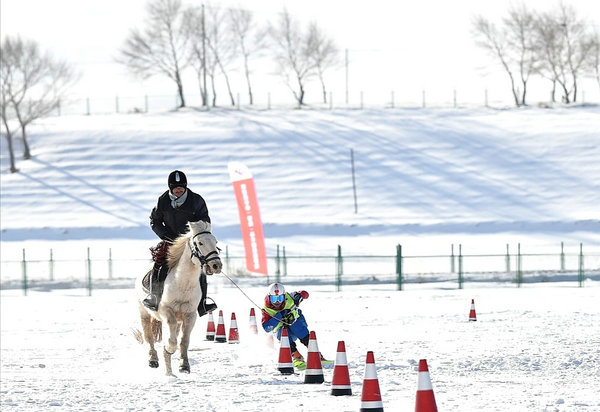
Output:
[1, 107, 600, 410]
[1, 282, 599, 411]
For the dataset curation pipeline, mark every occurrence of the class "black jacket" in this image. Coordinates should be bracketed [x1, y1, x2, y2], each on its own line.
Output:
[150, 189, 211, 242]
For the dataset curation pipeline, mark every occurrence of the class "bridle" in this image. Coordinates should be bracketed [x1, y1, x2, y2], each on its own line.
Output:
[189, 231, 221, 266]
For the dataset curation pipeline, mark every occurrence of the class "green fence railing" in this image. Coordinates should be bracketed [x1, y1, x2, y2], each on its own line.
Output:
[2, 243, 599, 295]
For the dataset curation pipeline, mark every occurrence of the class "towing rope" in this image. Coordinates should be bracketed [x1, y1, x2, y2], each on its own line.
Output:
[219, 271, 294, 326]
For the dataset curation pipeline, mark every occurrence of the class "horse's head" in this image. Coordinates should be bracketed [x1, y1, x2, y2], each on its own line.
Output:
[188, 222, 222, 275]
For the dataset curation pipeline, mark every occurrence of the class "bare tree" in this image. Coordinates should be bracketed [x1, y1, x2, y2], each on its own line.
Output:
[269, 9, 316, 106]
[117, 0, 189, 108]
[184, 4, 238, 107]
[590, 30, 600, 89]
[1, 35, 76, 172]
[229, 6, 266, 105]
[205, 5, 238, 106]
[1, 82, 18, 173]
[307, 22, 340, 104]
[536, 3, 596, 103]
[473, 4, 538, 106]
[182, 6, 208, 106]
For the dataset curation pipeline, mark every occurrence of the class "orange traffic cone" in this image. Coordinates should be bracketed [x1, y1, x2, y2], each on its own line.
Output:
[277, 328, 294, 375]
[228, 312, 239, 344]
[331, 340, 352, 396]
[249, 308, 258, 334]
[415, 359, 438, 412]
[469, 299, 477, 321]
[205, 311, 215, 341]
[304, 331, 324, 384]
[360, 351, 383, 411]
[215, 310, 227, 342]
[266, 333, 274, 349]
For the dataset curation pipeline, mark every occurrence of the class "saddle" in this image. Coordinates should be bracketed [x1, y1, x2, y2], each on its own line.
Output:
[142, 270, 153, 293]
[142, 265, 170, 293]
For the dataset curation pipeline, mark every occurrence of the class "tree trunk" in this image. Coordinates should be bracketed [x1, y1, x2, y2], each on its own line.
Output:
[3, 132, 18, 173]
[175, 71, 186, 108]
[21, 124, 31, 159]
[520, 80, 527, 106]
[244, 58, 253, 105]
[210, 74, 217, 107]
[509, 74, 520, 107]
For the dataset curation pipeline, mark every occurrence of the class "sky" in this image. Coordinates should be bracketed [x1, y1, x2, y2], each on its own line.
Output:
[2, 0, 600, 106]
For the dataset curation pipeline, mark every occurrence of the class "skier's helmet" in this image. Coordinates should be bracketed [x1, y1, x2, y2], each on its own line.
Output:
[168, 170, 187, 190]
[268, 282, 286, 306]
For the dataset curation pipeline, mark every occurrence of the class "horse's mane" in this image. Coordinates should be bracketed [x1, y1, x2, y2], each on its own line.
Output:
[167, 221, 212, 268]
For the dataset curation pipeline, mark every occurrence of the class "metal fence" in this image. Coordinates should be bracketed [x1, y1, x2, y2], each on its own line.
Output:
[1, 242, 598, 295]
[54, 88, 600, 116]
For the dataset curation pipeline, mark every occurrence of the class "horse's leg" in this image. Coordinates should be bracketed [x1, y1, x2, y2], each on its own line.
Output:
[179, 313, 197, 373]
[140, 308, 159, 368]
[163, 311, 178, 376]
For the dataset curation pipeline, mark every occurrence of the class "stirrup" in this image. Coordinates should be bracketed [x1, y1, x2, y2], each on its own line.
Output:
[142, 294, 159, 311]
[197, 297, 218, 317]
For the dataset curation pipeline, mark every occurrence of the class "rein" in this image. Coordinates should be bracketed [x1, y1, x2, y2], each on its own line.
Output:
[189, 231, 221, 266]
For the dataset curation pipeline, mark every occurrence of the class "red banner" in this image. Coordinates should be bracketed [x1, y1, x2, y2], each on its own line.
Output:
[228, 162, 268, 275]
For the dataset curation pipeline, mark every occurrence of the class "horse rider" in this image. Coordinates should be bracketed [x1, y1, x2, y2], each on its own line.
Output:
[143, 170, 218, 317]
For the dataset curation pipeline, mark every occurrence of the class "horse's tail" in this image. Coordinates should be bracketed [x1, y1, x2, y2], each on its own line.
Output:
[131, 318, 162, 344]
[151, 318, 163, 343]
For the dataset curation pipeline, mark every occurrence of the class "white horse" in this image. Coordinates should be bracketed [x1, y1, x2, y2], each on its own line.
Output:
[135, 221, 222, 376]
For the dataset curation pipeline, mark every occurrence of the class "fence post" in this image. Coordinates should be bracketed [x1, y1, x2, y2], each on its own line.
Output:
[282, 246, 287, 277]
[275, 244, 281, 283]
[108, 248, 113, 279]
[21, 248, 28, 296]
[49, 248, 54, 281]
[458, 244, 463, 289]
[225, 245, 230, 274]
[336, 245, 343, 292]
[505, 244, 511, 273]
[516, 243, 523, 287]
[396, 244, 403, 291]
[560, 241, 565, 271]
[391, 90, 395, 109]
[450, 244, 455, 273]
[578, 243, 584, 287]
[115, 95, 119, 113]
[86, 98, 90, 115]
[87, 247, 92, 296]
[144, 95, 149, 112]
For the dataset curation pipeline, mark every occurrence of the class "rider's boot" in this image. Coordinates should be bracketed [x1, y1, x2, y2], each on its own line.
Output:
[143, 265, 167, 311]
[197, 272, 218, 317]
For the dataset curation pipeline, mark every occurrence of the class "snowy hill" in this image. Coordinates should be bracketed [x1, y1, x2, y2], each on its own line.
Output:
[1, 106, 600, 256]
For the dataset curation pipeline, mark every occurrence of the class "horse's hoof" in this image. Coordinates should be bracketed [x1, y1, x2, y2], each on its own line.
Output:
[149, 360, 159, 368]
[179, 365, 190, 373]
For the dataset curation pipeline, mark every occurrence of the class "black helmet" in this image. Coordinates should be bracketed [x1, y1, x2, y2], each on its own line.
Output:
[168, 170, 187, 190]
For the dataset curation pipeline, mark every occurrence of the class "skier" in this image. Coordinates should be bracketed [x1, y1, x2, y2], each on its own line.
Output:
[261, 282, 330, 369]
[143, 170, 217, 317]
